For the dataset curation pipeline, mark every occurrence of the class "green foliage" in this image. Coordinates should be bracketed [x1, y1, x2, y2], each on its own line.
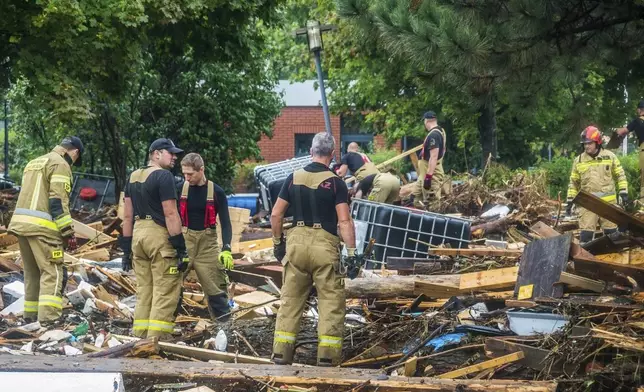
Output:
[619, 153, 641, 202]
[538, 157, 574, 199]
[482, 163, 515, 190]
[367, 148, 411, 175]
[233, 161, 267, 192]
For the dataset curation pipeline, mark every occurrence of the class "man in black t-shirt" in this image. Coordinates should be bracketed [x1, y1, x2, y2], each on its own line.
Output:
[179, 153, 233, 321]
[412, 111, 446, 209]
[336, 142, 379, 180]
[617, 100, 644, 208]
[120, 138, 186, 339]
[270, 132, 359, 366]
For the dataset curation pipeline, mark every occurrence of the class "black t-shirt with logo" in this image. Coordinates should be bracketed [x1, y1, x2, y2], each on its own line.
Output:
[125, 167, 177, 227]
[627, 116, 644, 145]
[278, 162, 348, 236]
[341, 152, 369, 173]
[420, 127, 445, 160]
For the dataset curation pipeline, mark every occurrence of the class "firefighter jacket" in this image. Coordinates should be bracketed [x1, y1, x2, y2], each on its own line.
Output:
[567, 148, 628, 203]
[8, 146, 74, 241]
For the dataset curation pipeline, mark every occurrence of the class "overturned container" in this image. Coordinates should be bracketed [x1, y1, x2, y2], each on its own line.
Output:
[350, 199, 471, 268]
[254, 155, 313, 212]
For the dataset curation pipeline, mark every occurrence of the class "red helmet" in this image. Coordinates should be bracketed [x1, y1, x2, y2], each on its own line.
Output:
[580, 126, 602, 145]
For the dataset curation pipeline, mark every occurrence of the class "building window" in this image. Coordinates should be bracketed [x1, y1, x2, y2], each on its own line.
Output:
[340, 134, 374, 154]
[294, 133, 315, 157]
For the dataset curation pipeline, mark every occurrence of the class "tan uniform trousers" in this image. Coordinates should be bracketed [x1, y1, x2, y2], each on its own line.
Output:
[578, 206, 618, 231]
[273, 226, 345, 366]
[184, 228, 228, 304]
[413, 159, 445, 208]
[368, 173, 401, 204]
[639, 142, 644, 206]
[132, 220, 182, 340]
[17, 235, 65, 322]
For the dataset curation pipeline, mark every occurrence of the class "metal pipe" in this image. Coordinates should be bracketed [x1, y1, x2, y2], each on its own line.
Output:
[314, 49, 332, 136]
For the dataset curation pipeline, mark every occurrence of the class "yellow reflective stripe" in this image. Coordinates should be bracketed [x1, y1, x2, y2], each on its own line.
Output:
[274, 331, 296, 344]
[38, 295, 63, 310]
[600, 194, 617, 202]
[39, 295, 62, 303]
[30, 172, 43, 210]
[618, 181, 628, 190]
[11, 214, 58, 231]
[148, 319, 174, 332]
[133, 320, 150, 331]
[51, 174, 71, 185]
[55, 214, 72, 229]
[319, 335, 342, 348]
[24, 300, 39, 312]
[576, 160, 611, 170]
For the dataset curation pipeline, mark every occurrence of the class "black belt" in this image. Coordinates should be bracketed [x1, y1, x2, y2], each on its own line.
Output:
[134, 215, 153, 221]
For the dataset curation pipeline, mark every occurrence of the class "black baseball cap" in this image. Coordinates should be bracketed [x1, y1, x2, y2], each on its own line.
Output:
[638, 100, 644, 109]
[423, 111, 437, 120]
[60, 136, 84, 167]
[149, 138, 183, 154]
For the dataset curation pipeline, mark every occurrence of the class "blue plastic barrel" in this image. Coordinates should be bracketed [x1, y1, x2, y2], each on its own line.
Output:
[227, 193, 259, 216]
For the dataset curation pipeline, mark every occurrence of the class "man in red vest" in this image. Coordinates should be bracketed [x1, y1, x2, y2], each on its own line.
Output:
[179, 153, 234, 320]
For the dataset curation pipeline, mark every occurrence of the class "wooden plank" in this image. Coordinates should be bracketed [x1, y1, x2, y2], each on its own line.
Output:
[558, 272, 605, 293]
[227, 269, 274, 289]
[403, 357, 418, 377]
[0, 355, 558, 391]
[72, 219, 114, 243]
[573, 190, 644, 233]
[413, 281, 461, 298]
[572, 255, 644, 286]
[430, 248, 522, 257]
[529, 221, 595, 261]
[459, 267, 519, 291]
[436, 352, 525, 379]
[344, 145, 424, 183]
[158, 342, 272, 364]
[514, 234, 571, 299]
[505, 300, 537, 308]
[87, 221, 104, 232]
[484, 338, 576, 374]
[236, 238, 274, 254]
[76, 248, 111, 262]
[341, 353, 404, 367]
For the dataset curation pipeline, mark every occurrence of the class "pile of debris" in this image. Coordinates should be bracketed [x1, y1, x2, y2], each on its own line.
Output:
[0, 180, 642, 391]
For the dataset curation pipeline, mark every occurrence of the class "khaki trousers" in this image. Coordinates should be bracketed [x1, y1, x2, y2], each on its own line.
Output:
[368, 173, 401, 204]
[273, 226, 345, 366]
[413, 159, 445, 207]
[17, 235, 65, 322]
[132, 220, 182, 340]
[578, 206, 617, 231]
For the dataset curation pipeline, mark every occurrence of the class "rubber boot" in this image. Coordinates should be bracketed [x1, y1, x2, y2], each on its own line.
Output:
[579, 230, 594, 244]
[208, 293, 231, 322]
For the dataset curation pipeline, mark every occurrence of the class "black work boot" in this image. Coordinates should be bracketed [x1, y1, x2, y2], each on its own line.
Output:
[579, 230, 594, 244]
[208, 293, 231, 322]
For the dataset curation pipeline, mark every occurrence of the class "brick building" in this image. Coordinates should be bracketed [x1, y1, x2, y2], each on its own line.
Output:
[259, 81, 401, 163]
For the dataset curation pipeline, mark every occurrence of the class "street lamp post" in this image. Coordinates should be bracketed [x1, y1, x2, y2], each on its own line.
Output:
[295, 20, 336, 136]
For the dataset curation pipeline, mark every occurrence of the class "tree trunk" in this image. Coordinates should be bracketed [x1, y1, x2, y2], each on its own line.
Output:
[477, 94, 497, 168]
[98, 108, 127, 197]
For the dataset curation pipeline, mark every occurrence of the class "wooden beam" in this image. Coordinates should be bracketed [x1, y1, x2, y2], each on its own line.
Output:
[0, 355, 558, 391]
[340, 353, 404, 367]
[72, 219, 114, 243]
[429, 248, 522, 257]
[558, 272, 605, 293]
[403, 356, 418, 377]
[345, 145, 424, 183]
[76, 248, 111, 262]
[436, 351, 525, 379]
[236, 238, 274, 254]
[158, 342, 272, 364]
[414, 281, 461, 298]
[459, 267, 519, 291]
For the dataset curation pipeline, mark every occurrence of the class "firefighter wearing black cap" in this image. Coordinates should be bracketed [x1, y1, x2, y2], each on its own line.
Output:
[567, 126, 628, 243]
[617, 100, 644, 209]
[412, 111, 446, 208]
[8, 136, 83, 323]
[336, 142, 379, 181]
[179, 153, 233, 321]
[119, 138, 186, 339]
[271, 132, 360, 366]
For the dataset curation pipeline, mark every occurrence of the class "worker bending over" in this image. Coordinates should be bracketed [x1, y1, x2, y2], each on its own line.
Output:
[9, 136, 83, 323]
[120, 138, 186, 339]
[180, 153, 233, 321]
[271, 132, 360, 366]
[566, 126, 628, 243]
[412, 111, 446, 208]
[336, 142, 379, 181]
[354, 172, 401, 204]
[616, 100, 644, 210]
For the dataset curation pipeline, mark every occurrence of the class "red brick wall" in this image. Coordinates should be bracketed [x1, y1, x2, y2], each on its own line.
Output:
[259, 107, 341, 163]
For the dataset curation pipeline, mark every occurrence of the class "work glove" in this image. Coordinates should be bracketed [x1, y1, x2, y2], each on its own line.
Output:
[619, 191, 629, 207]
[565, 201, 573, 217]
[423, 174, 433, 190]
[118, 236, 133, 272]
[219, 250, 234, 270]
[64, 235, 78, 252]
[169, 233, 189, 273]
[273, 234, 286, 262]
[342, 248, 365, 280]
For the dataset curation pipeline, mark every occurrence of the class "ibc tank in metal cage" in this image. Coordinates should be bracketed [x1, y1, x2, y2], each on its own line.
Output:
[350, 199, 471, 268]
[254, 155, 313, 212]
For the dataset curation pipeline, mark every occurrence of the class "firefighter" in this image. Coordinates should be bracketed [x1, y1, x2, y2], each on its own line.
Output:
[8, 137, 83, 323]
[336, 142, 379, 181]
[119, 138, 186, 340]
[616, 100, 644, 209]
[271, 132, 360, 366]
[566, 126, 628, 243]
[179, 153, 233, 321]
[412, 111, 446, 209]
[354, 172, 401, 204]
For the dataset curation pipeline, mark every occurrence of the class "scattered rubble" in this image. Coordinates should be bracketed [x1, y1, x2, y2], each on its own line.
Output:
[0, 177, 642, 392]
